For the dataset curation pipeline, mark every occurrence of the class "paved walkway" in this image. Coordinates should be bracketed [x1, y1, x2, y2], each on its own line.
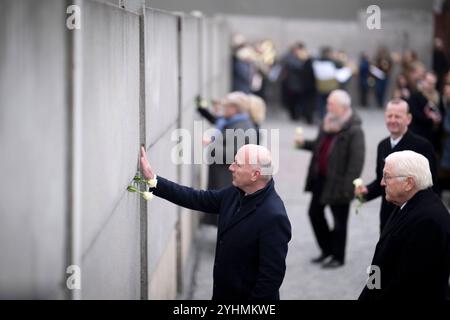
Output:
[191, 105, 389, 300]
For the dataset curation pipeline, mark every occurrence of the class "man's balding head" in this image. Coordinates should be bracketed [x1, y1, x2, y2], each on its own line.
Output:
[229, 144, 273, 193]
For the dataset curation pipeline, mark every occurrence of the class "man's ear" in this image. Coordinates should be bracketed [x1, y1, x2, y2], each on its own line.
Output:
[405, 176, 414, 191]
[252, 170, 261, 181]
[406, 113, 412, 125]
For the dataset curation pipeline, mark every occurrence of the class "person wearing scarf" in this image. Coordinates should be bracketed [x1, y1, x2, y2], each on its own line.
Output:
[295, 89, 365, 268]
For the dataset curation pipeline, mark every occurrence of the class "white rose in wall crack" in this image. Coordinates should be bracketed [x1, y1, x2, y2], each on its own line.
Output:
[126, 185, 154, 202]
[126, 174, 157, 201]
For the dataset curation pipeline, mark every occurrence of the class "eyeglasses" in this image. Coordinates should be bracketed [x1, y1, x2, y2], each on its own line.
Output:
[382, 174, 408, 181]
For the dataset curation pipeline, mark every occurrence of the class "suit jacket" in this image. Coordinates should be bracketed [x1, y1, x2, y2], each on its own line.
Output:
[151, 176, 292, 300]
[365, 130, 438, 231]
[359, 189, 450, 300]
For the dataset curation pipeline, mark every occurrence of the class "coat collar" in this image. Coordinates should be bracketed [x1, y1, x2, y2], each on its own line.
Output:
[379, 188, 433, 241]
[390, 130, 412, 150]
[219, 179, 275, 236]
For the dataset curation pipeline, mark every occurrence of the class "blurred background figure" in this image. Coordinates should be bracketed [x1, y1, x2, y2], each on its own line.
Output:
[408, 71, 443, 153]
[313, 47, 340, 120]
[358, 52, 371, 107]
[393, 73, 411, 100]
[401, 49, 419, 77]
[246, 94, 267, 144]
[439, 82, 450, 197]
[196, 92, 256, 226]
[312, 47, 353, 119]
[251, 39, 277, 101]
[373, 46, 393, 108]
[279, 42, 316, 123]
[231, 34, 255, 94]
[433, 38, 449, 93]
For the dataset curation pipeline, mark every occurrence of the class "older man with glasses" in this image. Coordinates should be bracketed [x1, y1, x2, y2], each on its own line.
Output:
[359, 150, 450, 300]
[354, 98, 438, 232]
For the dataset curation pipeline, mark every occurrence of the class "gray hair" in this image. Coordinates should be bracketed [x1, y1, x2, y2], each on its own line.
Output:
[329, 89, 351, 109]
[385, 150, 433, 190]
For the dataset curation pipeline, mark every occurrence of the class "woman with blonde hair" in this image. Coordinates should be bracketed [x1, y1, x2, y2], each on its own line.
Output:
[246, 94, 267, 144]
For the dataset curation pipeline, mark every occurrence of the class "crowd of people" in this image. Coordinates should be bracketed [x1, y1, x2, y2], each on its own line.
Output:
[136, 37, 450, 300]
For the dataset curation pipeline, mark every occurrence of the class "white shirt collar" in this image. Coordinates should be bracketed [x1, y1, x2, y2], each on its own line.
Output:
[400, 201, 407, 211]
[390, 135, 404, 148]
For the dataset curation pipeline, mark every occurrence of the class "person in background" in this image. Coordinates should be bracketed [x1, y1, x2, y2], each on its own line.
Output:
[280, 42, 316, 123]
[232, 41, 256, 94]
[313, 47, 340, 120]
[354, 99, 438, 232]
[408, 71, 442, 153]
[246, 94, 267, 144]
[295, 89, 365, 268]
[433, 38, 449, 93]
[196, 92, 257, 226]
[374, 46, 393, 108]
[358, 52, 371, 107]
[438, 83, 450, 195]
[392, 73, 411, 101]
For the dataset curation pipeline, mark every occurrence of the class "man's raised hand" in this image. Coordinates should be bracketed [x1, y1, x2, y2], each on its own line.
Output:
[140, 146, 154, 180]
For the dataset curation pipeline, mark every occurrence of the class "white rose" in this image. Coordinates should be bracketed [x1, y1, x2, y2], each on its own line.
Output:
[353, 178, 364, 188]
[142, 191, 154, 201]
[296, 127, 303, 135]
[147, 177, 158, 188]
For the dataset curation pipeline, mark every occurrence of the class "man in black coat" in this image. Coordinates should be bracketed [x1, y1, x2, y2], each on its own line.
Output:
[139, 145, 291, 300]
[359, 150, 450, 300]
[355, 99, 438, 232]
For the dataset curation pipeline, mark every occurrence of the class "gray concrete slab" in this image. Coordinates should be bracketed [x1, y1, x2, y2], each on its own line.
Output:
[191, 105, 390, 300]
[80, 1, 141, 298]
[0, 0, 68, 299]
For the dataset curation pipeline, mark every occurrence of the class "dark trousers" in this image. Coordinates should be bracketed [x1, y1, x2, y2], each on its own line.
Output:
[288, 93, 316, 123]
[308, 179, 350, 263]
[358, 84, 369, 107]
[318, 93, 329, 119]
[375, 78, 388, 108]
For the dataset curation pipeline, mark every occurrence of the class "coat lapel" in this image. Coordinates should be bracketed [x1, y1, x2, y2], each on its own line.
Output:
[219, 179, 274, 237]
[391, 131, 411, 151]
[219, 202, 257, 236]
[379, 206, 404, 241]
[379, 189, 429, 241]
